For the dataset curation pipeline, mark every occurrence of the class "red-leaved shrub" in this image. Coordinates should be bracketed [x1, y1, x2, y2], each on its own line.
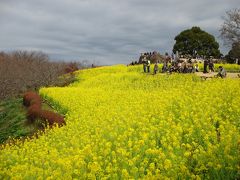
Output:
[27, 104, 41, 122]
[39, 110, 65, 126]
[23, 91, 65, 127]
[23, 92, 41, 107]
[64, 62, 79, 74]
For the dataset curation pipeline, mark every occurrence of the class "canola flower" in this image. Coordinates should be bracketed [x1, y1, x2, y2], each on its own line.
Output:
[0, 64, 240, 179]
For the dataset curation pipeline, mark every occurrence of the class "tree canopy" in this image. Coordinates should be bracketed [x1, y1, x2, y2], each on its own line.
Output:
[173, 27, 221, 58]
[225, 42, 240, 63]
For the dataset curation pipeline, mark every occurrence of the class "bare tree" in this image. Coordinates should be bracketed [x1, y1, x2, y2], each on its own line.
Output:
[220, 8, 240, 46]
[0, 51, 80, 100]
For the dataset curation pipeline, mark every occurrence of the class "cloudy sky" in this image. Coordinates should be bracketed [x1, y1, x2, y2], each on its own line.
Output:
[0, 0, 239, 65]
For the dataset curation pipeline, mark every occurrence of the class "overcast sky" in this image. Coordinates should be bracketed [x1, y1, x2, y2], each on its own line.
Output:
[0, 0, 239, 65]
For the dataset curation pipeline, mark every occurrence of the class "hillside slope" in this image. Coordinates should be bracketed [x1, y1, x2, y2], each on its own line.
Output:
[1, 65, 240, 179]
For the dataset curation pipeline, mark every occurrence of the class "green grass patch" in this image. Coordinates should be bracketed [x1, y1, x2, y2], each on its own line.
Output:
[0, 98, 32, 143]
[0, 98, 55, 144]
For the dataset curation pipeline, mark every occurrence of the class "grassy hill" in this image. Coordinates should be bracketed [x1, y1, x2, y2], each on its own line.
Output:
[1, 65, 240, 179]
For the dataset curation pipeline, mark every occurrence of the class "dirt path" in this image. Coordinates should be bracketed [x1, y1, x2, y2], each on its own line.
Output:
[195, 72, 240, 79]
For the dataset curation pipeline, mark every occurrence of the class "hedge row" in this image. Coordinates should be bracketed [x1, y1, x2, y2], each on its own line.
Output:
[23, 92, 65, 127]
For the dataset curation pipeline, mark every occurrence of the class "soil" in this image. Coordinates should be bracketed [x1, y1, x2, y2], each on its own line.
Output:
[195, 72, 240, 79]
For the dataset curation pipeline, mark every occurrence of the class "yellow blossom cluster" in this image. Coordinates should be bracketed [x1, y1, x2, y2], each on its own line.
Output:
[0, 65, 240, 179]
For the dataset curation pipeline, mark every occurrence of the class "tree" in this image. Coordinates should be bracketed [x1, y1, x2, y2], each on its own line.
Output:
[173, 26, 221, 58]
[0, 51, 77, 100]
[220, 8, 240, 46]
[225, 42, 240, 63]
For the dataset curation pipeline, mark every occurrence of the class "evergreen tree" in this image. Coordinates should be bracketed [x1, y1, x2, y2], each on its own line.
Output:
[225, 42, 240, 63]
[173, 27, 221, 58]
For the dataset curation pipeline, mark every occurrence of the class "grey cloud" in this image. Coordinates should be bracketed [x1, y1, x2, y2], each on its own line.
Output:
[0, 0, 239, 64]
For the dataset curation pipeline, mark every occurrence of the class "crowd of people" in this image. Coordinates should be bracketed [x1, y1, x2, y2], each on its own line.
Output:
[140, 52, 227, 78]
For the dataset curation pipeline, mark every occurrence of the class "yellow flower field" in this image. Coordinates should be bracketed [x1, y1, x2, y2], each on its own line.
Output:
[1, 65, 240, 179]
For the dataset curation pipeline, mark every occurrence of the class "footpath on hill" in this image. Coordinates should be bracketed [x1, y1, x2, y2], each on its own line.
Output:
[195, 72, 240, 78]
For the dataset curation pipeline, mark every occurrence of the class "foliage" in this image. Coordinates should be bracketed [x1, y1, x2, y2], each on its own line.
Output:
[225, 42, 240, 64]
[23, 92, 65, 126]
[0, 65, 240, 179]
[64, 62, 79, 74]
[220, 9, 240, 63]
[0, 51, 79, 100]
[173, 27, 221, 58]
[138, 52, 164, 64]
[220, 8, 240, 46]
[0, 99, 36, 144]
[0, 95, 65, 145]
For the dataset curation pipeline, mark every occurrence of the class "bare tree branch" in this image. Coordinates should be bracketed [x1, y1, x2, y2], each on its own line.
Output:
[220, 8, 240, 46]
[0, 51, 80, 100]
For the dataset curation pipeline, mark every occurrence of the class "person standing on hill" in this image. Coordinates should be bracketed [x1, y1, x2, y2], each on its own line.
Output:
[162, 60, 167, 73]
[154, 62, 159, 74]
[209, 60, 214, 73]
[163, 52, 171, 73]
[194, 63, 199, 72]
[142, 56, 147, 72]
[165, 52, 171, 62]
[203, 59, 208, 73]
[147, 59, 151, 73]
[182, 61, 188, 73]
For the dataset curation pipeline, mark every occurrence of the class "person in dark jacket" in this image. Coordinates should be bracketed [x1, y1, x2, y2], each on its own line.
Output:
[209, 60, 214, 72]
[203, 59, 209, 73]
